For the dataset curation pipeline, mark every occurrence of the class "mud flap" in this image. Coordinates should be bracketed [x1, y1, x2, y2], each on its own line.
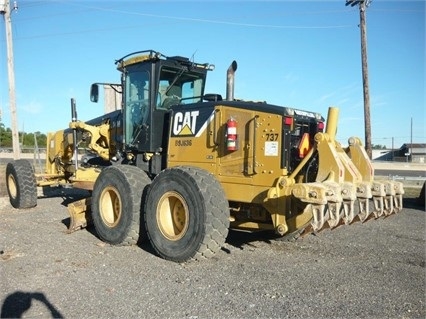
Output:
[67, 197, 92, 233]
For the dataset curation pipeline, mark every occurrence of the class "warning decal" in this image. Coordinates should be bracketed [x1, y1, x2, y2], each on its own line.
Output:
[265, 141, 279, 156]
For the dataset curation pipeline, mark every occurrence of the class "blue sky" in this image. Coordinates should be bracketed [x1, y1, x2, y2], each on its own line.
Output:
[0, 0, 424, 148]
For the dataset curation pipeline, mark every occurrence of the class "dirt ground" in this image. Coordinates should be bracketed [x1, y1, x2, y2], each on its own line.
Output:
[0, 159, 425, 318]
[0, 183, 425, 319]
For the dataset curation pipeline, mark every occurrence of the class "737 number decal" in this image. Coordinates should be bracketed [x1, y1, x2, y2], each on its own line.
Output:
[265, 133, 279, 141]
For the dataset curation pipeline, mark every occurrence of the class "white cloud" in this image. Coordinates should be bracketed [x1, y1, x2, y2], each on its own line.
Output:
[283, 72, 300, 84]
[20, 100, 43, 114]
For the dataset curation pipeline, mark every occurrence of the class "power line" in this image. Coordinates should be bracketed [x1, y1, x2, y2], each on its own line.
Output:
[53, 0, 358, 19]
[17, 0, 50, 8]
[14, 1, 354, 30]
[3, 3, 356, 42]
[370, 8, 424, 13]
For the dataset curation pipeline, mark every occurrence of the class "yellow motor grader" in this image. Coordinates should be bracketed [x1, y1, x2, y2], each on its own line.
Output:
[5, 50, 404, 262]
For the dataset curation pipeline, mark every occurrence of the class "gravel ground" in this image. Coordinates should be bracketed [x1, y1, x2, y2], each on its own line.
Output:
[0, 190, 425, 319]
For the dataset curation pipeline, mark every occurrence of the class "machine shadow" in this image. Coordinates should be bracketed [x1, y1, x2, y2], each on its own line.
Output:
[223, 229, 280, 253]
[403, 197, 425, 210]
[42, 186, 158, 255]
[40, 186, 296, 257]
[37, 187, 422, 261]
[39, 186, 90, 205]
[40, 187, 92, 232]
[1, 291, 63, 319]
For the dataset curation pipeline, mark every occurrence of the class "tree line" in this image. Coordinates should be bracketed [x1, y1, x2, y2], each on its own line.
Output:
[0, 123, 47, 148]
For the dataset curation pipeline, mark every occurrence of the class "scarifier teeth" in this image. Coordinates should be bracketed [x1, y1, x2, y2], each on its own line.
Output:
[392, 181, 404, 213]
[373, 196, 384, 218]
[394, 194, 403, 213]
[357, 198, 370, 222]
[384, 196, 394, 216]
[326, 202, 343, 228]
[293, 179, 404, 236]
[371, 181, 385, 218]
[342, 199, 355, 224]
[311, 204, 328, 231]
[383, 181, 396, 216]
[341, 182, 357, 224]
[322, 181, 343, 229]
[376, 180, 405, 216]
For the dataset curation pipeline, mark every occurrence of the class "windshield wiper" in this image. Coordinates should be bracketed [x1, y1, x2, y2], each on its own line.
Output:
[164, 68, 185, 96]
[129, 123, 148, 148]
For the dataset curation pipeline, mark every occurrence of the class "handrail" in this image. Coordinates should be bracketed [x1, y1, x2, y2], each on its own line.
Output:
[213, 109, 220, 146]
[114, 50, 164, 65]
[252, 115, 259, 175]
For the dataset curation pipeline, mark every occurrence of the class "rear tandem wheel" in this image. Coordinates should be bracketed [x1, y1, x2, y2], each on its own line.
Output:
[144, 166, 230, 262]
[6, 159, 37, 209]
[91, 165, 151, 246]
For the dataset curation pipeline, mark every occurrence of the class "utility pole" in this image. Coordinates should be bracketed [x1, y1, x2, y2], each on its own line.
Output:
[410, 117, 413, 162]
[0, 108, 2, 148]
[1, 0, 20, 159]
[346, 0, 372, 159]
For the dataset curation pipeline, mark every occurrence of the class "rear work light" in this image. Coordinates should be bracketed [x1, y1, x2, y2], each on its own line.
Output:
[284, 116, 293, 126]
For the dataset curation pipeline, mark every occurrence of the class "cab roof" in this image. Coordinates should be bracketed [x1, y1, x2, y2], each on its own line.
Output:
[115, 49, 214, 71]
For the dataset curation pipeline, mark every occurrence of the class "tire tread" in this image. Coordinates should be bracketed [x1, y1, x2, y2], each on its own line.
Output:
[6, 159, 37, 209]
[145, 166, 229, 262]
[92, 165, 150, 246]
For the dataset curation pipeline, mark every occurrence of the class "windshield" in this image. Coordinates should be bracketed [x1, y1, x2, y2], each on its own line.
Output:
[124, 70, 150, 145]
[123, 64, 206, 147]
[157, 66, 205, 109]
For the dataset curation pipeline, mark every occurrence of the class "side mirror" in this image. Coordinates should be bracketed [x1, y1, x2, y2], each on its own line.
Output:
[90, 84, 99, 103]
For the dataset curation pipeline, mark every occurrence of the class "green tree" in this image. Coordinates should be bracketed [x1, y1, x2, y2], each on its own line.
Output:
[0, 125, 12, 148]
[0, 123, 48, 149]
[372, 144, 386, 150]
[35, 131, 47, 148]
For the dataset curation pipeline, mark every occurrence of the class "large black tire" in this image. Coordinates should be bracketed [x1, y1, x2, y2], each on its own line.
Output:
[91, 165, 151, 246]
[6, 159, 37, 209]
[144, 166, 230, 262]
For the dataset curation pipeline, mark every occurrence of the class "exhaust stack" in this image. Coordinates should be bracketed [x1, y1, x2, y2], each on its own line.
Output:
[71, 98, 79, 170]
[226, 60, 238, 101]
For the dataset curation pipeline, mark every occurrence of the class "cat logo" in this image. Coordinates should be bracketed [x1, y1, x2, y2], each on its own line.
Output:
[172, 111, 199, 136]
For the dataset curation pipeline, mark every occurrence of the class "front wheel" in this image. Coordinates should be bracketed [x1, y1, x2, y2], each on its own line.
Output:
[6, 159, 37, 209]
[144, 166, 230, 262]
[91, 165, 151, 246]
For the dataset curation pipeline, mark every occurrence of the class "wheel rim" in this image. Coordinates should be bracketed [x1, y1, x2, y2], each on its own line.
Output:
[157, 191, 189, 241]
[7, 174, 17, 199]
[99, 186, 122, 228]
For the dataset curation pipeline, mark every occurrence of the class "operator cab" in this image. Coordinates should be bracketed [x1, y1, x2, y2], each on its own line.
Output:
[118, 51, 213, 154]
[90, 50, 214, 168]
